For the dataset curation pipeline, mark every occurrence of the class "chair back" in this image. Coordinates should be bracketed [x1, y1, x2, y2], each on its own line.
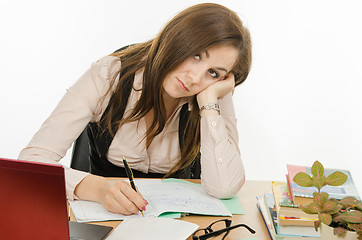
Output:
[70, 128, 90, 172]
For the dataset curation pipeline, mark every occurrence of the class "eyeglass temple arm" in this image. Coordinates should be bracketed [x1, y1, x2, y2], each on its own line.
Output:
[198, 224, 256, 239]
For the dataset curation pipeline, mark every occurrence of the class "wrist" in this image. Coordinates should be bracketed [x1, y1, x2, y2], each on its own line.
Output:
[199, 102, 220, 117]
[75, 174, 106, 202]
[197, 92, 217, 108]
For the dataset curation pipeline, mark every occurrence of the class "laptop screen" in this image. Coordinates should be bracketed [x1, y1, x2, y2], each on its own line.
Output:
[0, 157, 70, 239]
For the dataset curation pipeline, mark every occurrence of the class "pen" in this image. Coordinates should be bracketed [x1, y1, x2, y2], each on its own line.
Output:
[122, 156, 144, 217]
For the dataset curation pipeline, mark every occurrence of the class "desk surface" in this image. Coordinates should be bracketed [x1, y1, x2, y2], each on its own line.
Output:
[70, 180, 272, 240]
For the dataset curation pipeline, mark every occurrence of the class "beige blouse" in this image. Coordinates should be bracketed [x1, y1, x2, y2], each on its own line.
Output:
[18, 55, 245, 200]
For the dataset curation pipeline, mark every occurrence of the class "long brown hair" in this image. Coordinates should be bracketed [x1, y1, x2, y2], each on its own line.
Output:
[102, 3, 252, 176]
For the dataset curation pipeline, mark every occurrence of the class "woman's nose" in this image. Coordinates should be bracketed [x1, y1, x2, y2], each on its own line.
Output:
[188, 68, 203, 84]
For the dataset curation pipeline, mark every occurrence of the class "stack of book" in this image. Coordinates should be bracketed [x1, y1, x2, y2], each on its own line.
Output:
[256, 164, 361, 240]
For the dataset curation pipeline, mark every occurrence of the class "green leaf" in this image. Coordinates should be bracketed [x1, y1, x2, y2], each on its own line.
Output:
[339, 196, 359, 208]
[334, 227, 347, 237]
[333, 213, 342, 223]
[293, 172, 313, 187]
[319, 213, 332, 225]
[313, 192, 328, 207]
[340, 211, 362, 223]
[322, 200, 341, 214]
[326, 171, 348, 186]
[357, 202, 362, 211]
[348, 223, 362, 232]
[311, 161, 324, 179]
[312, 175, 326, 190]
[300, 205, 314, 214]
[300, 202, 321, 214]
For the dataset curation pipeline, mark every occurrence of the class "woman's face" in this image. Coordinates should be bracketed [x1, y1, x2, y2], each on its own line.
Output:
[162, 44, 238, 99]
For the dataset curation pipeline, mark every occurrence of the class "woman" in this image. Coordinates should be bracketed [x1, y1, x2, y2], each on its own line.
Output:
[18, 3, 252, 215]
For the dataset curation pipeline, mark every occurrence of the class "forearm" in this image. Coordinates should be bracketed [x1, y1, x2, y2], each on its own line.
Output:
[199, 115, 245, 198]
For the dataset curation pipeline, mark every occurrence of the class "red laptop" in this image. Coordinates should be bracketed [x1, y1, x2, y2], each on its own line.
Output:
[0, 157, 112, 240]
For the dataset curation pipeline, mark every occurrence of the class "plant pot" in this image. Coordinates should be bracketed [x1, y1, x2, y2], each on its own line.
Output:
[320, 223, 358, 240]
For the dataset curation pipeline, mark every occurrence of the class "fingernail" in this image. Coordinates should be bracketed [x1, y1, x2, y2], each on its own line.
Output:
[142, 206, 146, 211]
[144, 199, 149, 205]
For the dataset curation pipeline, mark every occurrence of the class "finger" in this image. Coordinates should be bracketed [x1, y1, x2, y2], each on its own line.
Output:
[224, 75, 235, 84]
[102, 191, 133, 215]
[103, 180, 141, 214]
[135, 186, 148, 205]
[118, 181, 147, 212]
[110, 181, 142, 214]
[222, 72, 235, 81]
[134, 186, 148, 205]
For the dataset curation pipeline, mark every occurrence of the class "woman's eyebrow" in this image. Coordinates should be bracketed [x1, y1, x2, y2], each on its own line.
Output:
[204, 50, 210, 58]
[204, 50, 229, 73]
[216, 67, 228, 73]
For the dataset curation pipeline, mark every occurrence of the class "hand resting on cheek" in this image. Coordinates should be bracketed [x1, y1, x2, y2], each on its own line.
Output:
[196, 73, 235, 108]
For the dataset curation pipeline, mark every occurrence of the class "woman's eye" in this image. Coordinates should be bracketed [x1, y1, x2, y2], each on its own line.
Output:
[193, 54, 201, 61]
[208, 69, 219, 79]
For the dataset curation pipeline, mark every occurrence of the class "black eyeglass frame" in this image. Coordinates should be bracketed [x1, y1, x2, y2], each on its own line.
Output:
[192, 219, 256, 240]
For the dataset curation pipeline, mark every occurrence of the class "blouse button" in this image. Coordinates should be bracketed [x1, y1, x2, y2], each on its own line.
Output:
[211, 121, 216, 126]
[217, 158, 223, 163]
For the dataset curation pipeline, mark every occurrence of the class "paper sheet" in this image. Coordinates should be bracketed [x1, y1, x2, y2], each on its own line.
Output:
[69, 179, 232, 222]
[105, 217, 199, 240]
[137, 180, 231, 217]
[162, 178, 245, 214]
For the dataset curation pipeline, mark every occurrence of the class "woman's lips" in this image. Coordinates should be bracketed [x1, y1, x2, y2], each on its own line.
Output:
[177, 78, 189, 91]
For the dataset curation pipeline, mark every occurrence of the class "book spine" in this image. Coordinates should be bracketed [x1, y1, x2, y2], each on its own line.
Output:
[256, 198, 275, 240]
[285, 174, 295, 202]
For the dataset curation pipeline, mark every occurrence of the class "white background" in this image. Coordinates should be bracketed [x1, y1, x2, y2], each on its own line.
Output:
[1, 0, 361, 194]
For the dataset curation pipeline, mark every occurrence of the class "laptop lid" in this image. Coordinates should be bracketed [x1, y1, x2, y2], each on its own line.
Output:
[0, 157, 112, 240]
[0, 157, 70, 239]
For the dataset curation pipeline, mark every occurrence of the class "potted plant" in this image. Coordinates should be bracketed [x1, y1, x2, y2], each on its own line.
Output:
[293, 160, 362, 239]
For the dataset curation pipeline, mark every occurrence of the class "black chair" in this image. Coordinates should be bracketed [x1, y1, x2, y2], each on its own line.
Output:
[70, 128, 90, 172]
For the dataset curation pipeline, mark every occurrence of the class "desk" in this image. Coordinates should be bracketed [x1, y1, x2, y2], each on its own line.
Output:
[70, 180, 272, 240]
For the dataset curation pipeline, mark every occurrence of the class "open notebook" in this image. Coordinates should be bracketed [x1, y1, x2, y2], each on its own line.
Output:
[0, 157, 112, 240]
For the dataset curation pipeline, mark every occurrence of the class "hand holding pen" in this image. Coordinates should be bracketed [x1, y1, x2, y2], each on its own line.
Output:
[123, 156, 146, 216]
[80, 157, 148, 215]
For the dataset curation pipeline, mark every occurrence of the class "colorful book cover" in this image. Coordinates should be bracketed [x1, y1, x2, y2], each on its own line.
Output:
[264, 193, 278, 228]
[279, 216, 318, 227]
[256, 196, 275, 240]
[276, 183, 318, 223]
[257, 194, 320, 240]
[279, 183, 298, 208]
[271, 181, 286, 209]
[287, 164, 360, 203]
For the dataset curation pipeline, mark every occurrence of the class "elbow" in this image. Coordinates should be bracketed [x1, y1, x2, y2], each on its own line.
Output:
[202, 169, 246, 199]
[220, 173, 246, 199]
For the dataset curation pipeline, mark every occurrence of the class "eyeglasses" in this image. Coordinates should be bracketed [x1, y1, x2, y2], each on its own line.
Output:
[192, 219, 255, 240]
